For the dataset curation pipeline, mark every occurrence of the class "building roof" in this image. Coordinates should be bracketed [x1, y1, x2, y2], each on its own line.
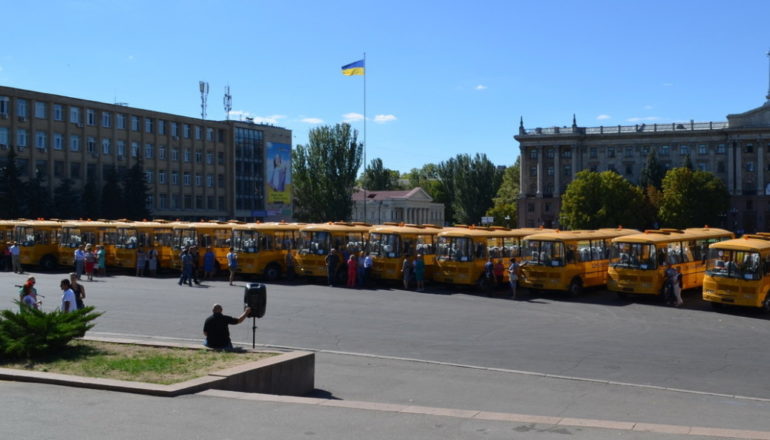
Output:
[352, 187, 433, 202]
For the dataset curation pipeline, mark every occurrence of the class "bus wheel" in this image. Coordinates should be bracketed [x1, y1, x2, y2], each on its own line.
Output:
[40, 255, 57, 271]
[263, 264, 281, 282]
[567, 278, 582, 297]
[762, 293, 770, 313]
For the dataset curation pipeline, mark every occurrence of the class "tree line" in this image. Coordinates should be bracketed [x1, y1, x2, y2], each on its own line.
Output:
[0, 148, 151, 220]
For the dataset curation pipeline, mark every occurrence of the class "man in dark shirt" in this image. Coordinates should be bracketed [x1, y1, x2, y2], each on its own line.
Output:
[203, 304, 251, 350]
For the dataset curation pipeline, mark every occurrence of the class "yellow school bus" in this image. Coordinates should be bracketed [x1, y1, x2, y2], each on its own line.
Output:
[702, 233, 770, 310]
[367, 223, 442, 281]
[58, 220, 120, 267]
[232, 222, 302, 281]
[114, 220, 177, 270]
[433, 226, 554, 288]
[295, 222, 370, 281]
[13, 219, 66, 270]
[0, 219, 16, 254]
[608, 227, 734, 298]
[171, 221, 236, 270]
[519, 228, 641, 296]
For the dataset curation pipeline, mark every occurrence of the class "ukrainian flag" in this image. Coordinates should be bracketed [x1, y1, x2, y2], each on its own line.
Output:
[341, 59, 365, 76]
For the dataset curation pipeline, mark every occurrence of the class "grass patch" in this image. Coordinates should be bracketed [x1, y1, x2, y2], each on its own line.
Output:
[0, 340, 274, 385]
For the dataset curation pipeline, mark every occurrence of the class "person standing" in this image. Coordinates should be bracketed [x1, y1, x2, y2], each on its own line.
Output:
[190, 246, 201, 285]
[146, 246, 158, 277]
[19, 277, 40, 310]
[663, 262, 677, 305]
[356, 251, 365, 287]
[285, 251, 296, 282]
[60, 278, 78, 313]
[672, 266, 684, 307]
[494, 259, 505, 287]
[74, 245, 86, 279]
[69, 272, 86, 309]
[96, 245, 107, 277]
[84, 244, 96, 281]
[507, 258, 520, 299]
[401, 255, 413, 290]
[10, 241, 21, 273]
[363, 252, 373, 287]
[346, 254, 357, 288]
[136, 247, 146, 277]
[203, 247, 216, 279]
[325, 249, 340, 287]
[203, 304, 251, 351]
[413, 254, 426, 292]
[227, 247, 238, 286]
[179, 248, 193, 286]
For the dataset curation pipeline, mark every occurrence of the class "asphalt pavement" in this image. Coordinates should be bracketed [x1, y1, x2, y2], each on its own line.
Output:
[2, 270, 770, 439]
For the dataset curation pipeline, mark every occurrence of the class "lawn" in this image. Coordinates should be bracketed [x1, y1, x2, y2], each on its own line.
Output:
[0, 340, 275, 385]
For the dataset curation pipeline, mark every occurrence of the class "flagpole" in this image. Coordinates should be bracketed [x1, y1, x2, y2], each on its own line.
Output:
[363, 52, 367, 224]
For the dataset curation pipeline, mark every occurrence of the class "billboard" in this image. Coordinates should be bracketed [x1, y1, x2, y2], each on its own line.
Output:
[266, 142, 292, 204]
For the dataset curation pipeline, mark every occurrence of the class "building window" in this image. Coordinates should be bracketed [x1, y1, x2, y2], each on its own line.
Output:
[0, 96, 8, 115]
[624, 147, 633, 158]
[546, 166, 554, 176]
[146, 195, 154, 210]
[0, 127, 7, 146]
[607, 147, 615, 158]
[194, 126, 201, 140]
[183, 149, 190, 162]
[16, 129, 28, 149]
[54, 161, 64, 178]
[206, 174, 213, 187]
[159, 194, 168, 209]
[171, 148, 178, 161]
[195, 195, 203, 209]
[35, 131, 47, 149]
[716, 144, 726, 154]
[145, 169, 153, 184]
[698, 162, 708, 172]
[218, 174, 224, 187]
[745, 144, 754, 154]
[54, 133, 63, 150]
[562, 149, 572, 159]
[206, 128, 214, 141]
[184, 195, 193, 209]
[589, 147, 597, 159]
[529, 149, 538, 160]
[171, 122, 178, 137]
[102, 139, 111, 155]
[70, 107, 80, 124]
[195, 174, 202, 186]
[158, 120, 166, 135]
[546, 149, 554, 159]
[746, 161, 755, 172]
[195, 150, 202, 163]
[527, 203, 534, 213]
[680, 145, 689, 156]
[87, 137, 96, 154]
[563, 165, 571, 176]
[117, 140, 125, 158]
[131, 116, 140, 131]
[660, 145, 670, 156]
[717, 161, 725, 173]
[53, 104, 63, 121]
[34, 102, 46, 119]
[183, 172, 191, 186]
[145, 143, 153, 159]
[218, 196, 225, 211]
[529, 166, 537, 177]
[70, 162, 81, 179]
[641, 146, 650, 155]
[102, 112, 111, 128]
[183, 124, 190, 139]
[207, 196, 215, 209]
[698, 144, 707, 155]
[217, 152, 224, 165]
[131, 142, 139, 157]
[17, 99, 27, 118]
[116, 113, 126, 129]
[145, 118, 153, 133]
[206, 152, 213, 164]
[87, 109, 96, 126]
[171, 194, 180, 209]
[625, 164, 632, 175]
[159, 146, 166, 160]
[171, 171, 178, 185]
[159, 170, 166, 184]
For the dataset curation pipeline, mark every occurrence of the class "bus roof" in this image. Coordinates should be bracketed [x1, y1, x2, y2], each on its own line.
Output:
[233, 222, 305, 232]
[709, 234, 770, 252]
[611, 227, 734, 244]
[524, 228, 640, 242]
[369, 224, 443, 235]
[300, 222, 372, 233]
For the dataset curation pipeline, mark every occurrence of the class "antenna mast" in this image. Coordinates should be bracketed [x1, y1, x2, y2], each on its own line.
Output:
[199, 81, 209, 120]
[224, 84, 232, 120]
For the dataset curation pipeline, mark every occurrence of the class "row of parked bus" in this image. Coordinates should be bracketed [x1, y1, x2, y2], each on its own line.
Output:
[0, 219, 767, 311]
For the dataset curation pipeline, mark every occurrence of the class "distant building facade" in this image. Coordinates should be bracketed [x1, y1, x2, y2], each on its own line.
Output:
[0, 85, 292, 221]
[351, 187, 445, 225]
[515, 98, 770, 233]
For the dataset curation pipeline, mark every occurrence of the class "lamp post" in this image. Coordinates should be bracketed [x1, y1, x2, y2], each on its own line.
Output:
[504, 215, 511, 228]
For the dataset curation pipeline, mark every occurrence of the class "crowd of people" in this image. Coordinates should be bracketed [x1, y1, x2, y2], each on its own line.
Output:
[17, 272, 86, 313]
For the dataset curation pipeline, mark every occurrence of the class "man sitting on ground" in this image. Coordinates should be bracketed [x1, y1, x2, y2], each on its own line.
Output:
[203, 304, 251, 350]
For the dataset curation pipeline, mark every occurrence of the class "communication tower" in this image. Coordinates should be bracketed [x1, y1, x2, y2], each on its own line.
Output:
[199, 81, 209, 120]
[224, 85, 232, 120]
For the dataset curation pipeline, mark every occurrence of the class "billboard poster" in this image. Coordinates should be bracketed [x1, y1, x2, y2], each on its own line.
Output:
[266, 142, 292, 204]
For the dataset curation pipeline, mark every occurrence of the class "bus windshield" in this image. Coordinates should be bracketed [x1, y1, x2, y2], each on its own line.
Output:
[437, 236, 476, 262]
[610, 242, 657, 269]
[706, 249, 762, 281]
[299, 231, 330, 255]
[522, 240, 565, 266]
[368, 233, 400, 258]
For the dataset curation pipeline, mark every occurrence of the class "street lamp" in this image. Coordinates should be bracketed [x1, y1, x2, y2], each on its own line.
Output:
[504, 215, 511, 228]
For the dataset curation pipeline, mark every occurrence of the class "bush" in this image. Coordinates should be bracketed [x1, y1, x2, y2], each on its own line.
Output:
[0, 303, 103, 359]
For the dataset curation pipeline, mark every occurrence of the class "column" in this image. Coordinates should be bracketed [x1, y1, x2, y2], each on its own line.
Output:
[757, 142, 765, 195]
[571, 144, 578, 181]
[727, 140, 735, 195]
[536, 148, 543, 197]
[554, 148, 561, 197]
[735, 143, 743, 195]
[519, 146, 527, 197]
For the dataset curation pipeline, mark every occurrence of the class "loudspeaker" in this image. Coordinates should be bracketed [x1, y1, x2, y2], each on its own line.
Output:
[244, 283, 267, 318]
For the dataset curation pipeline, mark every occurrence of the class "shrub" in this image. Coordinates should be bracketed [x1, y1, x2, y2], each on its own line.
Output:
[0, 303, 102, 359]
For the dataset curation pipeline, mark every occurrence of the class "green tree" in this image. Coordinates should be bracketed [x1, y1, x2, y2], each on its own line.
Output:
[24, 169, 52, 219]
[81, 173, 101, 219]
[53, 178, 81, 219]
[449, 153, 503, 225]
[435, 158, 459, 223]
[560, 170, 649, 229]
[0, 149, 23, 218]
[360, 158, 400, 190]
[485, 158, 520, 227]
[100, 167, 123, 218]
[292, 123, 363, 222]
[658, 167, 729, 229]
[121, 160, 151, 220]
[640, 150, 666, 189]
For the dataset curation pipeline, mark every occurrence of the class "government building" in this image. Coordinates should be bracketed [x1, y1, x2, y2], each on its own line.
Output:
[0, 85, 293, 221]
[515, 91, 770, 233]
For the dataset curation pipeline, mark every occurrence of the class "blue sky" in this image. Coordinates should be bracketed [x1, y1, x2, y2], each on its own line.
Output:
[2, 0, 770, 173]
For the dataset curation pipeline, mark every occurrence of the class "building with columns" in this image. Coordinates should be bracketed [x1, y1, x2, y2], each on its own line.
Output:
[350, 187, 445, 225]
[515, 96, 770, 233]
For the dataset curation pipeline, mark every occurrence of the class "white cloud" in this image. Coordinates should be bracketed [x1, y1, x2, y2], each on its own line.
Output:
[374, 114, 397, 124]
[301, 117, 324, 124]
[626, 116, 662, 122]
[475, 84, 487, 91]
[343, 112, 364, 123]
[597, 114, 611, 120]
[228, 110, 286, 124]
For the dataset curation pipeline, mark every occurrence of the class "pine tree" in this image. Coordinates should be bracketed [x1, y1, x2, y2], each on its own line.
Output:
[640, 150, 666, 189]
[121, 160, 151, 220]
[24, 169, 52, 219]
[100, 167, 124, 218]
[81, 173, 101, 219]
[53, 178, 81, 219]
[0, 149, 23, 218]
